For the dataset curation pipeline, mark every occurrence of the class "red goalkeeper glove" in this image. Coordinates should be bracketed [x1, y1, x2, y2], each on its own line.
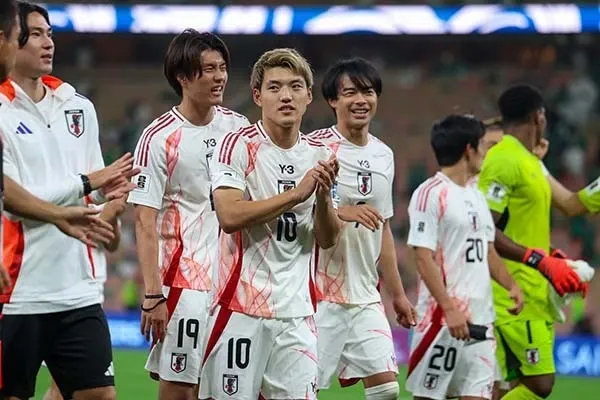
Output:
[522, 249, 581, 296]
[550, 248, 568, 259]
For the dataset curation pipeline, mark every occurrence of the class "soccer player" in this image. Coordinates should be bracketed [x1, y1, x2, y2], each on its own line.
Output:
[199, 48, 340, 400]
[128, 30, 249, 400]
[0, 3, 137, 399]
[0, 0, 119, 291]
[477, 84, 585, 400]
[406, 115, 523, 400]
[42, 198, 126, 400]
[308, 57, 415, 400]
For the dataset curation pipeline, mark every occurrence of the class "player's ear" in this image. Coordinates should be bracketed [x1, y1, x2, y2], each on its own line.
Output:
[252, 87, 262, 107]
[327, 97, 337, 109]
[177, 74, 187, 91]
[307, 87, 313, 105]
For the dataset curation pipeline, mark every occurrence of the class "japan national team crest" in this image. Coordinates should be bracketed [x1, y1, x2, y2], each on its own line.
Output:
[278, 179, 296, 194]
[526, 348, 540, 365]
[223, 374, 239, 396]
[357, 172, 372, 196]
[423, 373, 439, 390]
[64, 109, 85, 137]
[468, 211, 480, 231]
[170, 353, 187, 373]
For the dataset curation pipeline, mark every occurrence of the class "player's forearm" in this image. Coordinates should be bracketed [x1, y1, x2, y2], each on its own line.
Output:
[215, 189, 301, 234]
[99, 202, 124, 252]
[104, 219, 121, 252]
[5, 174, 83, 207]
[134, 216, 162, 293]
[414, 252, 454, 311]
[493, 226, 528, 263]
[313, 192, 341, 249]
[4, 176, 70, 222]
[379, 221, 407, 298]
[488, 244, 517, 291]
[548, 174, 587, 216]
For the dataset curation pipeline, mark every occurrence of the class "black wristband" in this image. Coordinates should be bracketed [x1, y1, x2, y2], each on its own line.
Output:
[80, 174, 92, 196]
[144, 294, 165, 299]
[524, 249, 545, 268]
[141, 297, 167, 312]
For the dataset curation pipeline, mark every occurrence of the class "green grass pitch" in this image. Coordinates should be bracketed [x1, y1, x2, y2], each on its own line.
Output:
[33, 350, 600, 399]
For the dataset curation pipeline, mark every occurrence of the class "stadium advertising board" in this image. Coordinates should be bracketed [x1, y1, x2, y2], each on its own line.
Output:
[43, 4, 597, 35]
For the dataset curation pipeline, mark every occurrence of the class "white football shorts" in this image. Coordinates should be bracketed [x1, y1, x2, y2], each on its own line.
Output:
[315, 301, 398, 389]
[199, 305, 318, 400]
[145, 287, 210, 384]
[406, 324, 496, 400]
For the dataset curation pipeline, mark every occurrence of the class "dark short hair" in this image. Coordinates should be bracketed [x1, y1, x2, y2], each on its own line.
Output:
[321, 57, 382, 104]
[497, 84, 544, 125]
[17, 2, 50, 48]
[164, 29, 230, 98]
[0, 0, 18, 39]
[430, 114, 486, 167]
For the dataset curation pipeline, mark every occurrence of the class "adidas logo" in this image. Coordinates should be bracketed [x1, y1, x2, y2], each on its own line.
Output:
[104, 361, 114, 377]
[16, 122, 32, 134]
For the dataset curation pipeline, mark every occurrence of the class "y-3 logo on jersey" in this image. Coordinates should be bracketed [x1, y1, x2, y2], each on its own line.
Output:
[358, 159, 370, 169]
[204, 138, 217, 148]
[279, 164, 295, 174]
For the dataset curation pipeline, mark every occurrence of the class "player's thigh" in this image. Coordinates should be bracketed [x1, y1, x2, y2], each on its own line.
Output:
[262, 316, 318, 400]
[496, 320, 555, 377]
[45, 304, 114, 400]
[147, 289, 210, 386]
[199, 306, 270, 400]
[0, 312, 46, 399]
[406, 326, 462, 400]
[450, 338, 495, 400]
[314, 301, 349, 389]
[341, 303, 398, 386]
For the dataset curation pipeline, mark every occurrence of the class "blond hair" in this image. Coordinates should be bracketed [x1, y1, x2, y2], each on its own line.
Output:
[250, 48, 314, 90]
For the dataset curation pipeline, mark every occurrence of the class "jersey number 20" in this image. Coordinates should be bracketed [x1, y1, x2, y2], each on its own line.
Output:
[466, 238, 484, 263]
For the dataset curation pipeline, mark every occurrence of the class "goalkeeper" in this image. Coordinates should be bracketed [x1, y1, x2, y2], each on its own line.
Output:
[478, 84, 588, 400]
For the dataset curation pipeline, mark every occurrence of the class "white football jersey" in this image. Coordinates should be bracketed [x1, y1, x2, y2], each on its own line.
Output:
[407, 172, 496, 326]
[128, 106, 249, 291]
[308, 126, 394, 304]
[211, 121, 333, 319]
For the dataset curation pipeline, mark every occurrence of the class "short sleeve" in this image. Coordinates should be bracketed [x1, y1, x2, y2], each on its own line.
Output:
[210, 132, 248, 192]
[482, 205, 496, 242]
[407, 183, 440, 251]
[382, 154, 395, 220]
[578, 176, 600, 214]
[127, 132, 168, 210]
[477, 152, 518, 214]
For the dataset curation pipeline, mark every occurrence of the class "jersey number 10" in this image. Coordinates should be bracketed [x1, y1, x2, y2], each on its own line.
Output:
[277, 212, 298, 242]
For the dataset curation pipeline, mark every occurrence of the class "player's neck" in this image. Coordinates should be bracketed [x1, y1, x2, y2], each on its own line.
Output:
[335, 122, 368, 146]
[262, 118, 299, 149]
[10, 72, 45, 103]
[177, 98, 214, 126]
[507, 126, 536, 152]
[440, 165, 469, 187]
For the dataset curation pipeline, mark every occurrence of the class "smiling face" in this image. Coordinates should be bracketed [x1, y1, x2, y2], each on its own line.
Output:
[329, 74, 378, 130]
[180, 49, 228, 107]
[15, 11, 54, 79]
[253, 66, 312, 129]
